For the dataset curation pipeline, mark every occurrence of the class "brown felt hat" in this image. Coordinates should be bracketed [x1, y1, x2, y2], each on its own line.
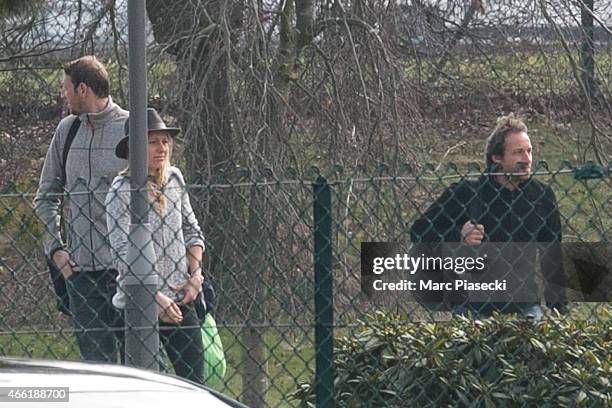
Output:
[115, 108, 180, 159]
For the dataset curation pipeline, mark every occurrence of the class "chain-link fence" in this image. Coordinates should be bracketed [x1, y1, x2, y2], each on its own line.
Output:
[0, 163, 610, 407]
[2, 0, 612, 406]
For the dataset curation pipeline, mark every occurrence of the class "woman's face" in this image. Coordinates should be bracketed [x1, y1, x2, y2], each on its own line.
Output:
[148, 131, 171, 173]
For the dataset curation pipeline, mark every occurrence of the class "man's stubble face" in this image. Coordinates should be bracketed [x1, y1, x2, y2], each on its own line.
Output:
[61, 74, 84, 115]
[495, 131, 533, 181]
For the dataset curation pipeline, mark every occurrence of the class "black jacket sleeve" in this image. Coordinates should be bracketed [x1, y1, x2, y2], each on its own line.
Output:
[538, 185, 567, 306]
[410, 181, 471, 243]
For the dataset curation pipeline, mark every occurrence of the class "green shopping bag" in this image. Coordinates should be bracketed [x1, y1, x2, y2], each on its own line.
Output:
[201, 313, 226, 386]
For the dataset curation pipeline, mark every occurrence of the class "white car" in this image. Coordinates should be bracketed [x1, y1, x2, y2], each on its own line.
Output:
[0, 357, 248, 408]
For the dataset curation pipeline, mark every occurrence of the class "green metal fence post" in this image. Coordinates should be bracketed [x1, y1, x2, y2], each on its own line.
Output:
[313, 175, 334, 408]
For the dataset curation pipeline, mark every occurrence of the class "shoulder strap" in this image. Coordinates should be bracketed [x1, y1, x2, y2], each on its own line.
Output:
[61, 117, 81, 184]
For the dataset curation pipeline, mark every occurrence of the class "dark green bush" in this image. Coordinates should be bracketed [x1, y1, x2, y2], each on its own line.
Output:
[291, 311, 611, 407]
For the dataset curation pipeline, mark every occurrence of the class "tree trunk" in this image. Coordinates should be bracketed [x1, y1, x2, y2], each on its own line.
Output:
[241, 187, 269, 408]
[295, 0, 314, 52]
[146, 0, 239, 276]
[146, 4, 275, 405]
[146, 0, 235, 177]
[238, 1, 298, 404]
[580, 0, 596, 104]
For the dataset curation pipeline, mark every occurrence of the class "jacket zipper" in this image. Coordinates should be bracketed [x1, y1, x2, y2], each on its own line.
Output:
[87, 114, 96, 271]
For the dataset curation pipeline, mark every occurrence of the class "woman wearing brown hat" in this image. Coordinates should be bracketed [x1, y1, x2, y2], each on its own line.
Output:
[105, 108, 205, 383]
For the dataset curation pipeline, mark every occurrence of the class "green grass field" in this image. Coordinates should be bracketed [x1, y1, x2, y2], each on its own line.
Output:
[403, 50, 612, 96]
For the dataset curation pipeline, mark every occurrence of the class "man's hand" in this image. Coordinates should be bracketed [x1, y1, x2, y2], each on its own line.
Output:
[461, 221, 485, 246]
[155, 291, 183, 324]
[174, 272, 203, 306]
[52, 250, 73, 279]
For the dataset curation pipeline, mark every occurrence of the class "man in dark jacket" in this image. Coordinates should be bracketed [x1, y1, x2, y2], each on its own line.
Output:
[410, 114, 567, 320]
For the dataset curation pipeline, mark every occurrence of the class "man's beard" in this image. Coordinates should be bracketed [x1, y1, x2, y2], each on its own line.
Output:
[509, 161, 530, 180]
[66, 98, 83, 115]
[514, 161, 529, 172]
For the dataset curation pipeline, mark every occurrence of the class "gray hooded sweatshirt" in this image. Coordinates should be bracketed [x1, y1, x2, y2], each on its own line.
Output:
[34, 97, 129, 271]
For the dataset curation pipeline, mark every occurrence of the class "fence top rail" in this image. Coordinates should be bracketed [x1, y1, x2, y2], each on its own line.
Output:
[1, 161, 610, 198]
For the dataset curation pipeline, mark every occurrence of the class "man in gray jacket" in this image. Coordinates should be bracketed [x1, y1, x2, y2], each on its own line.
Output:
[34, 56, 128, 363]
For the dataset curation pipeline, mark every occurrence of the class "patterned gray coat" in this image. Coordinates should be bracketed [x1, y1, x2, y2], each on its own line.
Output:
[105, 166, 205, 308]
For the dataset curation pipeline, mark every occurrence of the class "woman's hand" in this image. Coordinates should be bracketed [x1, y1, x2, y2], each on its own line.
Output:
[155, 291, 183, 324]
[174, 272, 203, 305]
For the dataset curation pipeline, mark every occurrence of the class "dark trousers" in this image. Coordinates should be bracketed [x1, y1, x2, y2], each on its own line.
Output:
[66, 270, 124, 363]
[159, 303, 204, 384]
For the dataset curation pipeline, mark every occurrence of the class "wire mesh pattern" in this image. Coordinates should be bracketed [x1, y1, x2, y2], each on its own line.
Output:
[0, 163, 610, 407]
[2, 1, 612, 406]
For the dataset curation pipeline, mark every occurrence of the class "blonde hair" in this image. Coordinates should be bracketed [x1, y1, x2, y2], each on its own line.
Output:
[119, 136, 173, 214]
